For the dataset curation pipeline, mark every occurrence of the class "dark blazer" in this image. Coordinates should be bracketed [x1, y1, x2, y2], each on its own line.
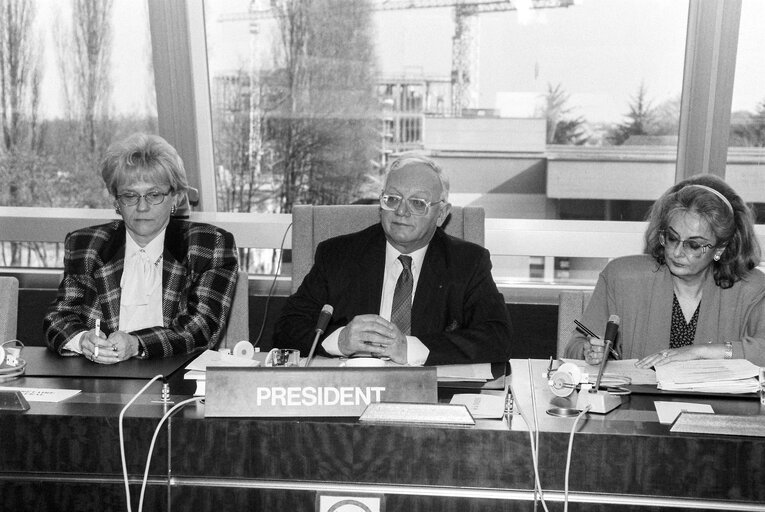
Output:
[44, 219, 239, 358]
[274, 224, 512, 365]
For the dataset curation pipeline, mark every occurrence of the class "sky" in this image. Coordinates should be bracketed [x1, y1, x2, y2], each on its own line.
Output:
[34, 0, 765, 125]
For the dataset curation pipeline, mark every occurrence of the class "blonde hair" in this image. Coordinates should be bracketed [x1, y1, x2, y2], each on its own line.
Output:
[101, 133, 189, 199]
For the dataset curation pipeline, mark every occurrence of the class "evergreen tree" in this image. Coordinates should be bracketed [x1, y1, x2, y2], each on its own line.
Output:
[607, 82, 657, 145]
[542, 82, 589, 145]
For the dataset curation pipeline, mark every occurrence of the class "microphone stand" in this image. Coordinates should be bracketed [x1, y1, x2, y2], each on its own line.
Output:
[304, 330, 322, 367]
[575, 339, 622, 414]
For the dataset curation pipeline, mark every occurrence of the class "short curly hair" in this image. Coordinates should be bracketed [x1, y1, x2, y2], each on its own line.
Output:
[644, 174, 760, 288]
[101, 133, 189, 200]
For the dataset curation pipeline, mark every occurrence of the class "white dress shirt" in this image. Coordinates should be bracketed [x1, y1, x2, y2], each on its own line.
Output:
[321, 242, 430, 365]
[118, 229, 166, 333]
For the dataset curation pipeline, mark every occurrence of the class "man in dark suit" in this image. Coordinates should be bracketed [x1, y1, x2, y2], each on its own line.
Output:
[274, 155, 512, 365]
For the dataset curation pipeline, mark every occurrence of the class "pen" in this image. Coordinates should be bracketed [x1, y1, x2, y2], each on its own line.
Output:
[574, 319, 621, 360]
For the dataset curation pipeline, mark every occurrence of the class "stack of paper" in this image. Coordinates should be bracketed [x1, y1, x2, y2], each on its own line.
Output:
[436, 363, 493, 382]
[561, 358, 658, 386]
[184, 350, 260, 396]
[655, 359, 760, 394]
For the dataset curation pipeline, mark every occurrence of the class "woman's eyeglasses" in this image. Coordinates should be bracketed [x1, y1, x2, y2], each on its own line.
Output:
[659, 230, 714, 257]
[116, 191, 172, 207]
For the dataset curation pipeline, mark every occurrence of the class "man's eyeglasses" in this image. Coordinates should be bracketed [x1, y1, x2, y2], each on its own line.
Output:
[659, 230, 715, 257]
[116, 191, 172, 207]
[379, 194, 443, 216]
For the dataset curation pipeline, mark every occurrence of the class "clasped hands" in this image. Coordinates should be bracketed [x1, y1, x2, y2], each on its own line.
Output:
[338, 314, 408, 364]
[81, 328, 141, 364]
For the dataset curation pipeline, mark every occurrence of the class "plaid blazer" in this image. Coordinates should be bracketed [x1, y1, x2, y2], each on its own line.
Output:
[44, 219, 239, 358]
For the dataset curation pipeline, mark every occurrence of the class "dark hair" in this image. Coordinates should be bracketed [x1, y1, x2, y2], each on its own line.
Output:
[101, 133, 189, 199]
[644, 174, 760, 288]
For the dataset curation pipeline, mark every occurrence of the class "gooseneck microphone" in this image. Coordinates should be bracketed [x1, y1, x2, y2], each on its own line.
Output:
[592, 314, 620, 392]
[304, 304, 334, 367]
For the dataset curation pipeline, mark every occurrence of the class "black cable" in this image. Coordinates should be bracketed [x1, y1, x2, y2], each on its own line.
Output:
[252, 221, 292, 348]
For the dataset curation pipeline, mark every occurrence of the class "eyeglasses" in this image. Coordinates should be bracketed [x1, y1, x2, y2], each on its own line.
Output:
[379, 194, 443, 216]
[116, 191, 172, 207]
[659, 230, 715, 257]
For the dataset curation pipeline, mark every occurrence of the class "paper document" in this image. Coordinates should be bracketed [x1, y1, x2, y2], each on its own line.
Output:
[561, 358, 657, 386]
[437, 363, 493, 382]
[655, 359, 760, 394]
[450, 393, 506, 419]
[184, 349, 259, 376]
[0, 387, 80, 403]
[654, 401, 714, 424]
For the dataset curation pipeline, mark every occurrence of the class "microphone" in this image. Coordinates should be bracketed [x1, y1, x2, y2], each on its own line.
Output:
[593, 314, 619, 392]
[576, 314, 622, 414]
[304, 304, 334, 367]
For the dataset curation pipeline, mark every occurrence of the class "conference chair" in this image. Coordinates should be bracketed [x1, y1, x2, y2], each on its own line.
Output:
[556, 290, 593, 357]
[291, 204, 486, 293]
[220, 270, 250, 349]
[0, 276, 19, 342]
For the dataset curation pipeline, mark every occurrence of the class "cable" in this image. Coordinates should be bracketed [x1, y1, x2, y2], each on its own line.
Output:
[119, 374, 164, 512]
[253, 221, 292, 348]
[564, 405, 591, 512]
[138, 396, 204, 512]
[509, 360, 549, 512]
[528, 359, 549, 512]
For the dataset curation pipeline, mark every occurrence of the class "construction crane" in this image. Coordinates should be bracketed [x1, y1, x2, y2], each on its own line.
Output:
[220, 0, 574, 116]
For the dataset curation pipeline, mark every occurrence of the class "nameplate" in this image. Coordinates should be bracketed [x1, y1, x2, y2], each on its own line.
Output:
[359, 402, 475, 426]
[204, 366, 437, 418]
[670, 412, 765, 437]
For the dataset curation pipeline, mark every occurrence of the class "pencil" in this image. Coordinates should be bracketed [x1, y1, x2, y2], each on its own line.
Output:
[574, 319, 620, 360]
[574, 319, 597, 338]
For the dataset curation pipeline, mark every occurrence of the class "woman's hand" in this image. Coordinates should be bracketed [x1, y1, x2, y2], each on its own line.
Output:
[584, 337, 605, 366]
[636, 345, 713, 368]
[104, 331, 142, 363]
[86, 331, 140, 364]
[81, 328, 107, 362]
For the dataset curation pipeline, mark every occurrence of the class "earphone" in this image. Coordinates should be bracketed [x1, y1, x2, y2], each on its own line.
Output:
[548, 363, 587, 397]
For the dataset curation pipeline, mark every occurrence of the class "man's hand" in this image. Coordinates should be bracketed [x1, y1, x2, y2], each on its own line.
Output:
[338, 314, 408, 364]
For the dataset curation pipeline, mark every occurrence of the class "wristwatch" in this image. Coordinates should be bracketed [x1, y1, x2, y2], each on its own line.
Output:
[723, 341, 733, 360]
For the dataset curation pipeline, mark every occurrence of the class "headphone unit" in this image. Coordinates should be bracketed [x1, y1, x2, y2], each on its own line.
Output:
[0, 340, 26, 383]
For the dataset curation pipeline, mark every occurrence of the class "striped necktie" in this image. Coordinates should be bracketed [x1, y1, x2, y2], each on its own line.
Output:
[391, 255, 413, 335]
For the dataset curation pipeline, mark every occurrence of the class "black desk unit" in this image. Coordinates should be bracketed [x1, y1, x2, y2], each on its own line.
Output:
[1, 351, 764, 512]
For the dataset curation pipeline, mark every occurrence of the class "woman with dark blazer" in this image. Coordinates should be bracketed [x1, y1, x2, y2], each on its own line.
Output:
[45, 133, 238, 362]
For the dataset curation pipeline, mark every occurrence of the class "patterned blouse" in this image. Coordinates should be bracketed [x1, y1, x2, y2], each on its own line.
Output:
[669, 293, 700, 348]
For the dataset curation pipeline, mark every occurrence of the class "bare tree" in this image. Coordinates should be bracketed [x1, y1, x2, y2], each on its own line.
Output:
[0, 0, 40, 153]
[0, 0, 45, 266]
[56, 0, 114, 155]
[267, 0, 379, 213]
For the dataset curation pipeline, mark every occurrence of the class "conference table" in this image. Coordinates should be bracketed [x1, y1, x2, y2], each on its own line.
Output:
[1, 348, 764, 512]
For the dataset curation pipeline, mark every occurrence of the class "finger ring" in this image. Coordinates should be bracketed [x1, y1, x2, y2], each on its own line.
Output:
[662, 351, 669, 357]
[112, 344, 117, 351]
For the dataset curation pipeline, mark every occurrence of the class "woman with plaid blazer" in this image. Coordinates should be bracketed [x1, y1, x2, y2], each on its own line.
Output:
[44, 134, 238, 362]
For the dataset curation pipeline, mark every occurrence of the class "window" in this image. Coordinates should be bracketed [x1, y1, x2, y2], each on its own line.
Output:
[728, 0, 765, 223]
[0, 0, 156, 267]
